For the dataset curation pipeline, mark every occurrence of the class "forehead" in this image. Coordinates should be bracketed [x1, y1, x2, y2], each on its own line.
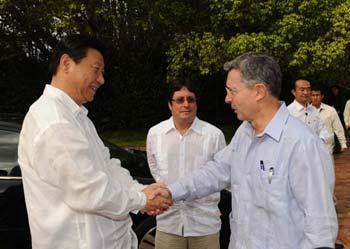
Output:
[84, 48, 105, 66]
[226, 69, 243, 87]
[311, 90, 322, 95]
[173, 87, 195, 96]
[295, 80, 310, 88]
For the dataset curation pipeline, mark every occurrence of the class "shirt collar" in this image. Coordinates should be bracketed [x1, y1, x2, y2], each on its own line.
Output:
[292, 99, 307, 111]
[189, 117, 202, 135]
[241, 101, 289, 142]
[43, 84, 88, 116]
[263, 102, 289, 141]
[292, 99, 316, 112]
[164, 116, 202, 135]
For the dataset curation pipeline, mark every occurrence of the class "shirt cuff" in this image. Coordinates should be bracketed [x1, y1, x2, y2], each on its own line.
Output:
[168, 181, 187, 202]
[131, 191, 147, 214]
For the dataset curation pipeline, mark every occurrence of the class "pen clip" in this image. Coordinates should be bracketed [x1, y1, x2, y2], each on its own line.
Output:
[268, 167, 274, 184]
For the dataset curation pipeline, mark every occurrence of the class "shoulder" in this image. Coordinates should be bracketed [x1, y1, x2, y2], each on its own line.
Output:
[196, 118, 224, 137]
[21, 95, 78, 145]
[148, 119, 171, 135]
[285, 114, 319, 141]
[287, 101, 296, 109]
[322, 103, 337, 113]
[26, 94, 67, 130]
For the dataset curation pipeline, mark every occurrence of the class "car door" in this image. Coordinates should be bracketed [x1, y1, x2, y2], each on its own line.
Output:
[0, 125, 31, 249]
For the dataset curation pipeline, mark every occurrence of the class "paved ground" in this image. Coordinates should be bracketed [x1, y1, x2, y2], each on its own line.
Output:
[335, 149, 350, 248]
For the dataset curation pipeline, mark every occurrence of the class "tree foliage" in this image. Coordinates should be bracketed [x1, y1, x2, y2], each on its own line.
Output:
[167, 0, 350, 85]
[1, 0, 350, 130]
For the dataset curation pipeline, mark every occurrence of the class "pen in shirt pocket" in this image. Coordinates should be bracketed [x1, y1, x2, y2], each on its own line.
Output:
[260, 160, 265, 171]
[268, 167, 274, 184]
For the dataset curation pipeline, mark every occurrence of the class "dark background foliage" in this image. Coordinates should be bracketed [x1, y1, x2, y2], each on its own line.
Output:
[1, 0, 350, 132]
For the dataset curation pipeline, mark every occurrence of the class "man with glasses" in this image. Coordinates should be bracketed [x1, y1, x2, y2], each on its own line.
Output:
[160, 53, 337, 248]
[287, 79, 330, 143]
[146, 78, 226, 249]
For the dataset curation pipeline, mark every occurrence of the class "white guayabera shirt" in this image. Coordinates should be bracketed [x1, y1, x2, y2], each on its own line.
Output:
[287, 100, 331, 143]
[18, 84, 146, 249]
[169, 103, 337, 249]
[147, 117, 226, 236]
[315, 102, 347, 153]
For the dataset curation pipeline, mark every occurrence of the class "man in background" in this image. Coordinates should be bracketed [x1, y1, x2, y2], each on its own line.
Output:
[147, 78, 226, 249]
[328, 84, 346, 123]
[311, 85, 347, 154]
[288, 79, 330, 143]
[343, 99, 350, 135]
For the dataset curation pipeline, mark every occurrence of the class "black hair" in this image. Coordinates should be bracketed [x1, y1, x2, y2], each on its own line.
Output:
[48, 34, 106, 77]
[167, 78, 198, 103]
[311, 83, 325, 95]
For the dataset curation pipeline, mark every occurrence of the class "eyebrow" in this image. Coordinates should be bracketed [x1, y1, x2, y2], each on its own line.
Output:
[92, 62, 104, 66]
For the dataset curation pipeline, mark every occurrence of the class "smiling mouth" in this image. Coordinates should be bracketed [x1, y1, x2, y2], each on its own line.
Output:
[91, 86, 98, 93]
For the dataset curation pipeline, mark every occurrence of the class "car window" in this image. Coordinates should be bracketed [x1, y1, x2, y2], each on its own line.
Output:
[0, 129, 19, 176]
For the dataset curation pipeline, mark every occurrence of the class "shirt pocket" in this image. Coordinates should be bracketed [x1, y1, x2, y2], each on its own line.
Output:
[258, 164, 288, 205]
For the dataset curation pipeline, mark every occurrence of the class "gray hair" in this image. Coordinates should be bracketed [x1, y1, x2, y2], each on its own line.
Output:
[223, 52, 282, 98]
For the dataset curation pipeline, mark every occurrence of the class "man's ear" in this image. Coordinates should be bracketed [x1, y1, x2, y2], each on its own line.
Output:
[291, 89, 296, 98]
[168, 101, 172, 112]
[255, 83, 267, 101]
[60, 54, 72, 73]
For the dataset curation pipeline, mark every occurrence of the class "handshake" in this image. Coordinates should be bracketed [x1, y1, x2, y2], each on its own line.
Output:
[141, 183, 173, 216]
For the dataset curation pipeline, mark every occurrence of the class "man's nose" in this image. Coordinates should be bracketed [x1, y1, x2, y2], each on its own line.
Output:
[97, 73, 105, 85]
[225, 93, 232, 104]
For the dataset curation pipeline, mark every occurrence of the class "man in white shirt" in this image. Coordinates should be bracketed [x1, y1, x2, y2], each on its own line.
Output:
[287, 79, 330, 143]
[18, 34, 171, 249]
[147, 78, 226, 249]
[344, 99, 350, 131]
[311, 85, 347, 153]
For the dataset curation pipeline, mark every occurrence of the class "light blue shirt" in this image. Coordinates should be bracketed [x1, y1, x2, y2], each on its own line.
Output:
[169, 102, 338, 249]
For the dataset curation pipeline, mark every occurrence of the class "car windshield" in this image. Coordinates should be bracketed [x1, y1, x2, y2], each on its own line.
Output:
[0, 129, 19, 175]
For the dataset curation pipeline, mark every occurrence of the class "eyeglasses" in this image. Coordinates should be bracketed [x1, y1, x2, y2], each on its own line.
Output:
[171, 96, 197, 104]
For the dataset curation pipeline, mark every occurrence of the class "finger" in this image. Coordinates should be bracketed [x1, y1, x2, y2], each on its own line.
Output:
[152, 188, 170, 199]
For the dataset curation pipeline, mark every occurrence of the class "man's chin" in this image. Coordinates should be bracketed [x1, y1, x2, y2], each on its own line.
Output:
[235, 112, 246, 121]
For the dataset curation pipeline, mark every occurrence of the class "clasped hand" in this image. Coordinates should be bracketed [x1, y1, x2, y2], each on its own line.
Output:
[142, 183, 173, 216]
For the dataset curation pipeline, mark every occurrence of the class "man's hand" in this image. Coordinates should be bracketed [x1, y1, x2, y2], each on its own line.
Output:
[142, 183, 172, 216]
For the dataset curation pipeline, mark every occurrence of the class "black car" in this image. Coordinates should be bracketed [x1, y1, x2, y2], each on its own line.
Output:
[0, 121, 231, 249]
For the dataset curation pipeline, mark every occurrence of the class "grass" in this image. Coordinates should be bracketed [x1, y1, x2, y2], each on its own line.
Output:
[101, 123, 240, 148]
